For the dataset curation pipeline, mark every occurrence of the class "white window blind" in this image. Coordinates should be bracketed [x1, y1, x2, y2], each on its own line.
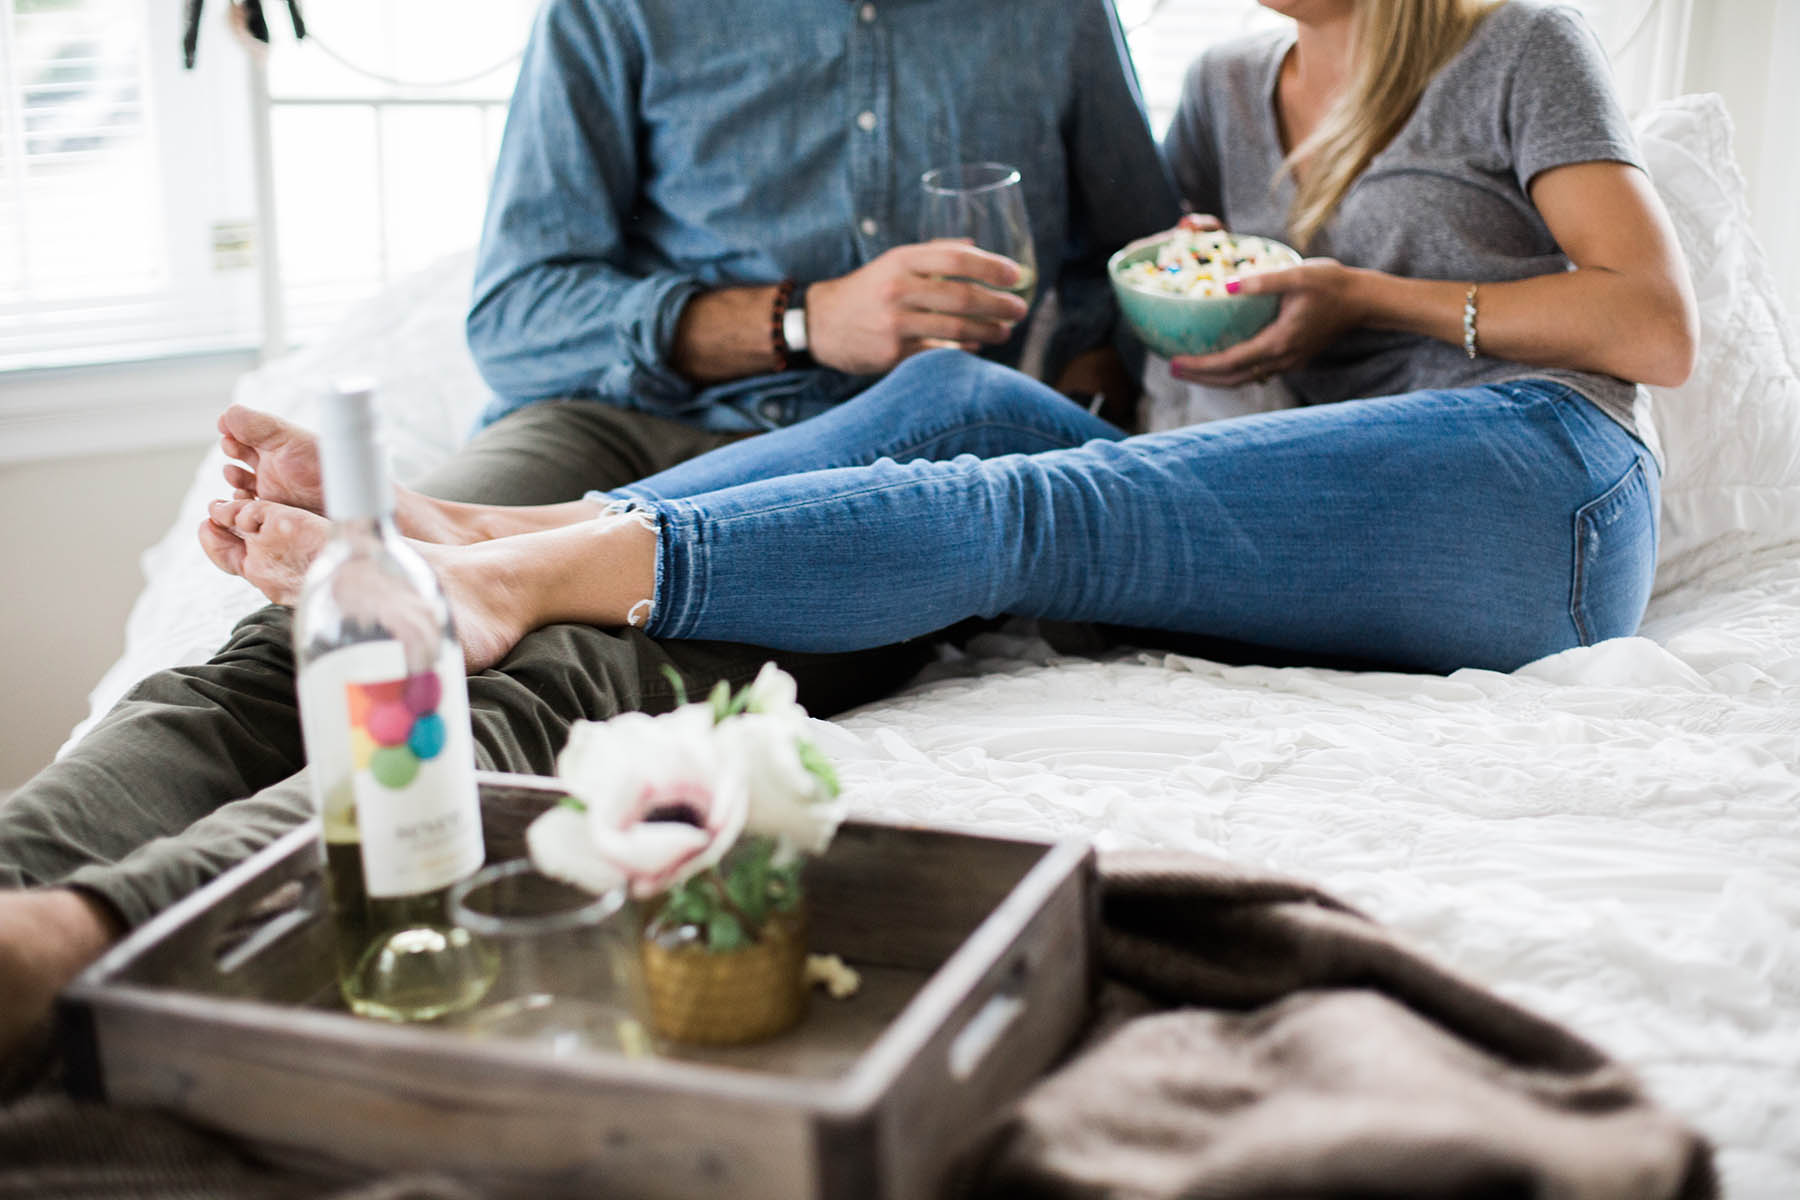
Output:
[0, 0, 258, 370]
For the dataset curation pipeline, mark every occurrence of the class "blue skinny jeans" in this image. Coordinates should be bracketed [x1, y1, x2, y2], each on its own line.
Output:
[607, 350, 1660, 673]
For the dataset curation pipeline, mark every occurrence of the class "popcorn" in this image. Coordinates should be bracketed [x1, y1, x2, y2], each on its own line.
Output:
[1119, 228, 1293, 297]
[805, 953, 863, 1000]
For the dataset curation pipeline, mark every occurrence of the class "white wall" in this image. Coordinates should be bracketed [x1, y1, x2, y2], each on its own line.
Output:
[0, 441, 211, 788]
[1683, 0, 1800, 316]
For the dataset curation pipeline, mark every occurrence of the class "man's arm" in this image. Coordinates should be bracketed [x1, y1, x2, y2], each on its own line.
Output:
[671, 246, 1030, 384]
[466, 0, 702, 413]
[470, 0, 1032, 411]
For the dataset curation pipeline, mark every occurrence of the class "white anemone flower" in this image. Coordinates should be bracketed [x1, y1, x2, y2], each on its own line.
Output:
[724, 712, 841, 858]
[532, 704, 749, 899]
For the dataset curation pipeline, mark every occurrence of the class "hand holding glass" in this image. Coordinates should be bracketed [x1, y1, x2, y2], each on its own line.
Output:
[920, 162, 1038, 308]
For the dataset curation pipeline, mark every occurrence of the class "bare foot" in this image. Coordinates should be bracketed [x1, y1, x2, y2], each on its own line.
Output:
[199, 497, 529, 672]
[219, 404, 473, 544]
[217, 404, 329, 512]
[218, 404, 601, 546]
[0, 889, 122, 1087]
[435, 543, 535, 673]
[200, 497, 331, 606]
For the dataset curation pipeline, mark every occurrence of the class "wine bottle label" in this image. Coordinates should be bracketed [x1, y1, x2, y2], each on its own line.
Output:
[300, 640, 483, 897]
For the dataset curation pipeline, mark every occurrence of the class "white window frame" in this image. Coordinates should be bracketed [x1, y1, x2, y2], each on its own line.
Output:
[0, 0, 261, 370]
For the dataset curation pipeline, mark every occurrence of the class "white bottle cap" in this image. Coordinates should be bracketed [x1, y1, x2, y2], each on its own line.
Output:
[317, 380, 394, 522]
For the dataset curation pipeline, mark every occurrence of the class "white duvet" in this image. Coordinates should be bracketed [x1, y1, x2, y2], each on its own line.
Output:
[68, 95, 1800, 1195]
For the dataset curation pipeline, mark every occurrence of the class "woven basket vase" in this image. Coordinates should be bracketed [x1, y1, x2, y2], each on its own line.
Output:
[639, 905, 808, 1045]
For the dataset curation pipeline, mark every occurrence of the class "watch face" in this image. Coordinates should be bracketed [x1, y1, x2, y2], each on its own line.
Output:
[783, 303, 808, 354]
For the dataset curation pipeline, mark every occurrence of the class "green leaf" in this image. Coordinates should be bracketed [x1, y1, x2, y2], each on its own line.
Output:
[661, 878, 716, 927]
[660, 665, 690, 707]
[707, 679, 733, 722]
[723, 840, 776, 928]
[557, 795, 588, 812]
[796, 740, 841, 798]
[709, 678, 754, 723]
[706, 910, 748, 953]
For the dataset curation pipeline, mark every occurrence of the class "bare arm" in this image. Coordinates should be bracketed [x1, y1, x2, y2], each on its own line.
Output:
[1357, 162, 1697, 387]
[1172, 161, 1698, 390]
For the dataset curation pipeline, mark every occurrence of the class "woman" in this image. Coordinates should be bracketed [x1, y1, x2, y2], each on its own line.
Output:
[206, 0, 1695, 676]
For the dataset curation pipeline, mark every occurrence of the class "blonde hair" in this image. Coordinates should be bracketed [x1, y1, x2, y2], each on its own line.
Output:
[1284, 0, 1500, 249]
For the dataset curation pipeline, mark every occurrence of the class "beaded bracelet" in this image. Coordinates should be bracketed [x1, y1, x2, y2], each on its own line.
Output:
[770, 278, 797, 371]
[1462, 283, 1480, 360]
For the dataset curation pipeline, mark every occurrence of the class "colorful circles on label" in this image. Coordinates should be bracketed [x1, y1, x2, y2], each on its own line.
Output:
[369, 745, 421, 789]
[403, 672, 442, 715]
[347, 670, 449, 789]
[408, 712, 447, 760]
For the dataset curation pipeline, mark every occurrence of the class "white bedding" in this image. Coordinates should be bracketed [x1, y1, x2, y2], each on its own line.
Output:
[70, 95, 1800, 1194]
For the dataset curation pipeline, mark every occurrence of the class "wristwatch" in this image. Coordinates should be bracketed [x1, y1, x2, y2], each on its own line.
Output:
[782, 284, 811, 364]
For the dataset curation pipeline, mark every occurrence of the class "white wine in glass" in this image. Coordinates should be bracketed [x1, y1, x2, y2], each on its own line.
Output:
[920, 162, 1038, 308]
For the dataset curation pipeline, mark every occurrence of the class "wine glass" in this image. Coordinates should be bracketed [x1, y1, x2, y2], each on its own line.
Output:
[447, 859, 656, 1058]
[919, 162, 1038, 308]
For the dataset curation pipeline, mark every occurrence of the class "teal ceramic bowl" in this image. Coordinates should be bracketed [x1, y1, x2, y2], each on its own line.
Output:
[1108, 233, 1301, 359]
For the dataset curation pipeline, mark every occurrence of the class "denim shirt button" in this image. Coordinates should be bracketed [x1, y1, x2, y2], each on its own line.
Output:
[759, 399, 784, 421]
[859, 3, 876, 21]
[859, 217, 878, 237]
[856, 110, 877, 133]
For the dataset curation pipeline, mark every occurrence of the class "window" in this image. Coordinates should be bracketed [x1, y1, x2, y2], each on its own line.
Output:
[0, 0, 257, 369]
[263, 0, 537, 345]
[0, 0, 533, 372]
[1119, 0, 1285, 136]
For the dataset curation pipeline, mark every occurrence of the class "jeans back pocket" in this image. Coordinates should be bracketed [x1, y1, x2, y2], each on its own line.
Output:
[1570, 453, 1659, 645]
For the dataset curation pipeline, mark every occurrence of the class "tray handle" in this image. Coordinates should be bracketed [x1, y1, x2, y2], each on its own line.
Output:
[946, 956, 1029, 1080]
[211, 876, 324, 975]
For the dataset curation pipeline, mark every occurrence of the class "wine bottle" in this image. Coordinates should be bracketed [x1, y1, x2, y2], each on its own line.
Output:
[295, 382, 494, 1021]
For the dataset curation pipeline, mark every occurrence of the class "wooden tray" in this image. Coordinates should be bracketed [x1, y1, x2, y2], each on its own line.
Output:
[58, 778, 1097, 1199]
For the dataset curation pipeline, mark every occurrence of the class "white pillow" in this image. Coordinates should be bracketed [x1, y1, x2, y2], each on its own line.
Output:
[1635, 94, 1800, 590]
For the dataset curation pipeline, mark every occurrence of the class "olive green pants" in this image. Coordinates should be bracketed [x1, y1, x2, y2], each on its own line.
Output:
[0, 402, 934, 927]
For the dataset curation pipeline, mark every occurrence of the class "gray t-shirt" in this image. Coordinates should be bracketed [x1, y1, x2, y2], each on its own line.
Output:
[1162, 1, 1648, 438]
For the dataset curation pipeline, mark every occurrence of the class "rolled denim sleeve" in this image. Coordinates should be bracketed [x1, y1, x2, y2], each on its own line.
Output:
[466, 0, 702, 418]
[1047, 0, 1180, 377]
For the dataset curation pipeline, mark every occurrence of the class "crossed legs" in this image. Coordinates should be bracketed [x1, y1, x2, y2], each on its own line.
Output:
[200, 351, 1123, 670]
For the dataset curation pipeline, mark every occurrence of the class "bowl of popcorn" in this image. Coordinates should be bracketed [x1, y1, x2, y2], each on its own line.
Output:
[1109, 228, 1302, 358]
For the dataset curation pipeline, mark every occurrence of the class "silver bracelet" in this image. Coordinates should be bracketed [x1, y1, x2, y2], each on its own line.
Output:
[1462, 283, 1479, 360]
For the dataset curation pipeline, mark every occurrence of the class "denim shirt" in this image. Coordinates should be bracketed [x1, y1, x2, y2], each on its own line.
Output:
[467, 0, 1177, 432]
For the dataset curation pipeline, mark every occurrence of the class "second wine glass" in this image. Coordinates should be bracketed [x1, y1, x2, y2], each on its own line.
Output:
[919, 162, 1038, 308]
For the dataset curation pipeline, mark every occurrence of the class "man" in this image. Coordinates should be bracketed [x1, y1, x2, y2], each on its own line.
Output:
[0, 0, 1176, 1064]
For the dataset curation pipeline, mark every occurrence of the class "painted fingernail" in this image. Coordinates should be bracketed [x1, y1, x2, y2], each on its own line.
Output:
[1224, 278, 1241, 295]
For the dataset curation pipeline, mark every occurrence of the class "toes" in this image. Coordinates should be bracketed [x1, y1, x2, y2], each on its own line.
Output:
[219, 433, 258, 470]
[197, 517, 247, 578]
[208, 496, 267, 535]
[223, 463, 256, 493]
